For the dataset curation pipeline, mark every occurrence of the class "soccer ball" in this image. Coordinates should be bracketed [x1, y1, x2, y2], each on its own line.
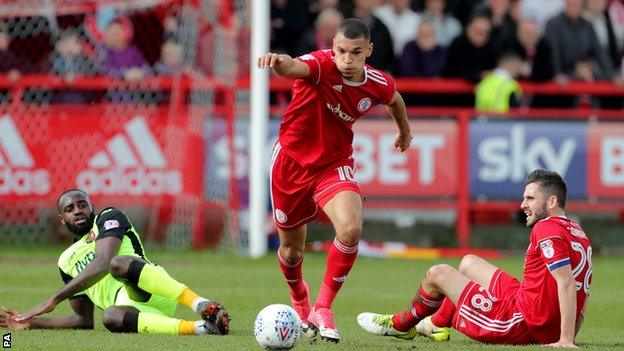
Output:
[253, 304, 302, 350]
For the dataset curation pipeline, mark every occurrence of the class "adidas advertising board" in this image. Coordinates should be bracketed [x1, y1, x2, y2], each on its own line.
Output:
[0, 114, 203, 201]
[0, 116, 51, 195]
[76, 118, 182, 196]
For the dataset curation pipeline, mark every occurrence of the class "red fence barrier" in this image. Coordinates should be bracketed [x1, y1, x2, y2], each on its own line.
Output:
[2, 74, 624, 249]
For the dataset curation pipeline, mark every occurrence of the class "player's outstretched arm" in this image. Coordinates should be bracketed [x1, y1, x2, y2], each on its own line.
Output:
[2, 298, 94, 330]
[16, 236, 121, 322]
[385, 91, 412, 152]
[257, 52, 309, 78]
[547, 265, 578, 348]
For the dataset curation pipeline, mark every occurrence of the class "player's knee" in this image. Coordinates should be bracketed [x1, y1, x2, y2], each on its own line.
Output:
[458, 254, 479, 275]
[426, 264, 453, 284]
[279, 245, 303, 264]
[102, 308, 125, 333]
[336, 223, 362, 245]
[109, 256, 131, 278]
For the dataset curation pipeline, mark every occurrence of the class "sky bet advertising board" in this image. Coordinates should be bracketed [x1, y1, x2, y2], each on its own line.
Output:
[205, 118, 458, 204]
[206, 117, 624, 204]
[470, 119, 624, 200]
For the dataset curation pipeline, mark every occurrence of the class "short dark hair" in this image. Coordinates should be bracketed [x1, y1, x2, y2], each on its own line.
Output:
[336, 18, 370, 42]
[497, 50, 522, 65]
[57, 189, 89, 210]
[524, 169, 567, 208]
[467, 13, 491, 27]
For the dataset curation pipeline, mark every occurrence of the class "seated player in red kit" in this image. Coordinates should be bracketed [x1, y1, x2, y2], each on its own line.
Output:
[358, 169, 592, 348]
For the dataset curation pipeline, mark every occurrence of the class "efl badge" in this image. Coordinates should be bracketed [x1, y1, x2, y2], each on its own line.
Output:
[104, 220, 120, 230]
[298, 54, 315, 61]
[540, 239, 555, 258]
[357, 98, 372, 112]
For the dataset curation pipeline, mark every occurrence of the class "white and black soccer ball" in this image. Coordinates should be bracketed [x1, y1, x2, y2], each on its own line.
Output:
[253, 304, 302, 350]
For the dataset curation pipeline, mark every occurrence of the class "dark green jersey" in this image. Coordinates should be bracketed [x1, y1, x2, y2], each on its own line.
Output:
[57, 208, 149, 310]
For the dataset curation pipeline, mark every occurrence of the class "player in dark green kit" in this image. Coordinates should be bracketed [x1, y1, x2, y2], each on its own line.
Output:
[0, 189, 230, 336]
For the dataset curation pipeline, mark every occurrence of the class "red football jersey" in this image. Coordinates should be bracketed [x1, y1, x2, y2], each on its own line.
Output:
[277, 49, 396, 168]
[516, 216, 592, 344]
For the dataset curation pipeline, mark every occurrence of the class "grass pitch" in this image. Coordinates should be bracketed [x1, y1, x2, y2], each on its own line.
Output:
[1, 246, 623, 350]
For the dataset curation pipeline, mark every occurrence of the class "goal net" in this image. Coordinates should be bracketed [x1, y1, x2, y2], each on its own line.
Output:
[0, 0, 251, 251]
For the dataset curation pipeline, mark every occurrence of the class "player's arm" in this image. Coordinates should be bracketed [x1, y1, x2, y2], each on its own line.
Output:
[384, 91, 412, 152]
[16, 236, 121, 321]
[1, 297, 94, 330]
[257, 53, 310, 78]
[547, 265, 578, 348]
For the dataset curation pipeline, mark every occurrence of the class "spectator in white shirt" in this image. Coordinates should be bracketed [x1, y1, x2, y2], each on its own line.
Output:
[374, 0, 421, 58]
[423, 0, 462, 47]
[520, 0, 564, 32]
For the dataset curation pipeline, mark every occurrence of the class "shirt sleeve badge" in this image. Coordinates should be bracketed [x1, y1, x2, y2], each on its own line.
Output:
[539, 239, 555, 258]
[104, 219, 120, 230]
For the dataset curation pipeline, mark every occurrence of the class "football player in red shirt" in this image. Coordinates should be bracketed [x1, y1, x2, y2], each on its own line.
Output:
[358, 169, 592, 348]
[257, 18, 412, 343]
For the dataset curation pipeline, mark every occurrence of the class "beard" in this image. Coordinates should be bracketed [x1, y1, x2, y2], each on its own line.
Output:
[526, 203, 549, 228]
[66, 211, 95, 236]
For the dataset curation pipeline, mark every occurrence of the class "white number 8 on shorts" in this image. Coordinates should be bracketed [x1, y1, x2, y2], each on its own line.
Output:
[471, 294, 493, 312]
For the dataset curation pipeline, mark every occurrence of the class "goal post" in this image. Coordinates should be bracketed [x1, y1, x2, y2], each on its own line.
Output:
[248, 0, 270, 258]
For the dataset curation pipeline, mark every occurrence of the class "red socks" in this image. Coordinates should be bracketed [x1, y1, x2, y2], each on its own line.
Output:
[314, 237, 358, 309]
[277, 249, 307, 300]
[431, 297, 455, 328]
[391, 285, 443, 331]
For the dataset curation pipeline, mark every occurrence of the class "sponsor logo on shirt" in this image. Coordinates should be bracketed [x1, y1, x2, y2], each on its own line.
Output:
[333, 84, 343, 92]
[74, 250, 95, 274]
[326, 103, 355, 122]
[357, 98, 372, 112]
[540, 239, 555, 258]
[104, 219, 120, 230]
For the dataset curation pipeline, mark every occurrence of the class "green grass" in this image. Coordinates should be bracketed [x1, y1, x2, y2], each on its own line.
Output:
[1, 247, 623, 350]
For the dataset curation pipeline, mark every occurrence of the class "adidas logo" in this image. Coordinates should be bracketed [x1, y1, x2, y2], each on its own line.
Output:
[332, 275, 347, 283]
[0, 116, 50, 195]
[76, 117, 182, 195]
[333, 84, 343, 92]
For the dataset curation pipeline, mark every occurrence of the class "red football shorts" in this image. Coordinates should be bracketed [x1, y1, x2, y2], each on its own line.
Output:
[270, 143, 360, 229]
[452, 269, 531, 344]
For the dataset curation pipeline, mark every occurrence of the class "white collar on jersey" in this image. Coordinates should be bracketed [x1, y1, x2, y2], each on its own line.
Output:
[545, 214, 568, 220]
[342, 67, 368, 86]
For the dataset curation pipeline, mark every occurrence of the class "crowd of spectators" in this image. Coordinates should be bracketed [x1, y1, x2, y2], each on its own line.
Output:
[0, 4, 201, 104]
[272, 0, 624, 86]
[0, 0, 623, 107]
[268, 0, 624, 107]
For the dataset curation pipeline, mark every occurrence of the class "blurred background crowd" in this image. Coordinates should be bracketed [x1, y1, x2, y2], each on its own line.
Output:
[272, 0, 624, 84]
[1, 0, 623, 108]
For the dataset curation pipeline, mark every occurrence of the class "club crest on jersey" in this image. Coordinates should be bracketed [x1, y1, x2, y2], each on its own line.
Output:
[540, 239, 555, 258]
[357, 98, 372, 112]
[86, 230, 96, 243]
[275, 209, 288, 224]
